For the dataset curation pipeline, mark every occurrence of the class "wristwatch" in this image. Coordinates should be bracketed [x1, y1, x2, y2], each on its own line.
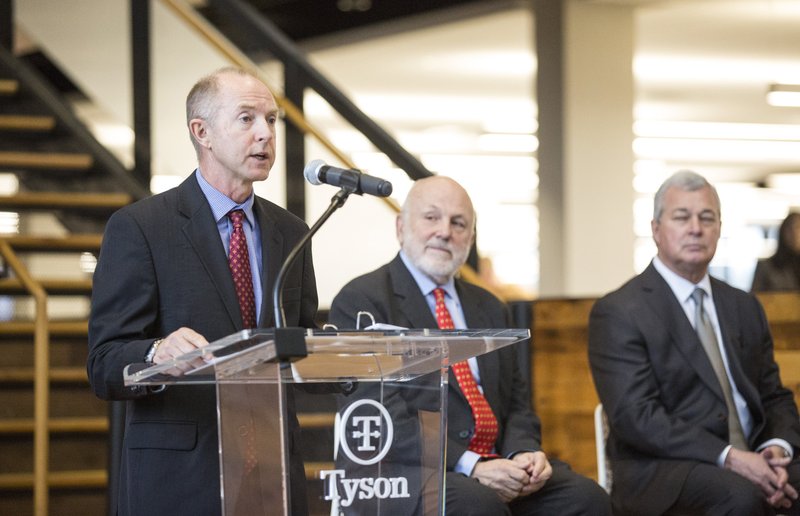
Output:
[144, 338, 165, 364]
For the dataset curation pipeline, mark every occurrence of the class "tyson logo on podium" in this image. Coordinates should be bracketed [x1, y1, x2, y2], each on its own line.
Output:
[320, 398, 411, 508]
[338, 398, 394, 465]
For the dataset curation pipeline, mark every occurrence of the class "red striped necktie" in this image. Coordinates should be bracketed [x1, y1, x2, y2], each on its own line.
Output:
[433, 287, 498, 456]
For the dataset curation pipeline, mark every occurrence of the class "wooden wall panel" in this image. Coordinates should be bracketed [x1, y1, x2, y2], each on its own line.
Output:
[532, 298, 599, 479]
[530, 293, 800, 483]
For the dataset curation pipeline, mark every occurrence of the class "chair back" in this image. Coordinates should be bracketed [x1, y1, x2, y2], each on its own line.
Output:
[594, 403, 612, 492]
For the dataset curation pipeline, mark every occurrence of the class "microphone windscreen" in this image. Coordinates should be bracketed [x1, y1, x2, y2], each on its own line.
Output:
[303, 159, 325, 185]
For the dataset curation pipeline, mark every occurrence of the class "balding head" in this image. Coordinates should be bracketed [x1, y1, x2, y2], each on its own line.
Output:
[397, 176, 475, 284]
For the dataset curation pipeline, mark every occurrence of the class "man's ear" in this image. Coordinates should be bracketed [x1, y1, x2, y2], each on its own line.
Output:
[396, 214, 403, 243]
[189, 118, 210, 148]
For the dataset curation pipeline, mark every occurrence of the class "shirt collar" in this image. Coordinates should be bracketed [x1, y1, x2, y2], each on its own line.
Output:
[652, 256, 712, 303]
[195, 169, 255, 225]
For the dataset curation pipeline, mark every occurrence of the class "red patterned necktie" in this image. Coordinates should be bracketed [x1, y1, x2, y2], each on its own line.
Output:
[433, 287, 499, 456]
[228, 210, 257, 329]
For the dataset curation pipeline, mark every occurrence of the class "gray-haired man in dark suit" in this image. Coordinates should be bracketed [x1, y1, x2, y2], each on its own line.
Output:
[589, 170, 800, 515]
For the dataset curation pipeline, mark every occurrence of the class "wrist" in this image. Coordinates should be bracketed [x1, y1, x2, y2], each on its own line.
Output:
[144, 338, 165, 364]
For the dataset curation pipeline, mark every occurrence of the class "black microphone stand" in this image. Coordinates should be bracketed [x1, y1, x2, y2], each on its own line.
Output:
[270, 187, 354, 360]
[265, 186, 354, 516]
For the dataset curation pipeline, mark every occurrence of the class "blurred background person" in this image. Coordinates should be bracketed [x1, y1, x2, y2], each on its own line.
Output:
[752, 212, 800, 292]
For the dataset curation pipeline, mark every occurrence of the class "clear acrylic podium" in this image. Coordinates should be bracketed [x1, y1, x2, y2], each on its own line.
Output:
[124, 328, 530, 516]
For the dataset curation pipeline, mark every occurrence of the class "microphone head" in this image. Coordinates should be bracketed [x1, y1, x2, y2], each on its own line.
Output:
[303, 160, 325, 185]
[377, 181, 393, 197]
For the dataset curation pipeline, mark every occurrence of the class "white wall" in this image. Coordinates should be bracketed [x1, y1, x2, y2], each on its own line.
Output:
[564, 2, 635, 296]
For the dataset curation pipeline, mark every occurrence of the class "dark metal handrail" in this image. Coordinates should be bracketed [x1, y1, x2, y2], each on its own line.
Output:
[0, 46, 151, 200]
[206, 0, 434, 182]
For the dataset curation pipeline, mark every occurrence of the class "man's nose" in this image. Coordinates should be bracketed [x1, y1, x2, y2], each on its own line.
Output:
[435, 220, 451, 238]
[688, 215, 702, 233]
[255, 119, 273, 141]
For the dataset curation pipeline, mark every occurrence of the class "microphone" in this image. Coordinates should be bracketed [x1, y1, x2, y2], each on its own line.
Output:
[304, 159, 393, 197]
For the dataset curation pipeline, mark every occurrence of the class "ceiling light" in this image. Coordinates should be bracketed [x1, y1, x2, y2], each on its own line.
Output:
[633, 137, 800, 163]
[767, 84, 800, 107]
[634, 120, 800, 141]
[0, 212, 19, 235]
[477, 133, 539, 153]
[766, 173, 800, 194]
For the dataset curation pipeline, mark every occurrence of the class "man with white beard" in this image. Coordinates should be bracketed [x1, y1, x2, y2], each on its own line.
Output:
[329, 176, 610, 515]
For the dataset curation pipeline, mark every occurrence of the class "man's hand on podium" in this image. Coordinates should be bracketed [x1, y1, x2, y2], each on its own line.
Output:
[150, 327, 209, 375]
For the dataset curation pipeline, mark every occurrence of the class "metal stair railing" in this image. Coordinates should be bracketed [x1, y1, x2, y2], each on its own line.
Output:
[0, 239, 50, 516]
[157, 0, 500, 296]
[205, 0, 435, 182]
[0, 45, 151, 201]
[160, 0, 430, 214]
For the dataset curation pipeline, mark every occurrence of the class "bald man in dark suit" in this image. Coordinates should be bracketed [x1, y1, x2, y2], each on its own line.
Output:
[88, 67, 316, 515]
[330, 176, 610, 516]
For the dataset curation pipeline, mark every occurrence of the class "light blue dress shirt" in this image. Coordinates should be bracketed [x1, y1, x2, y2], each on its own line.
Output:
[196, 170, 263, 325]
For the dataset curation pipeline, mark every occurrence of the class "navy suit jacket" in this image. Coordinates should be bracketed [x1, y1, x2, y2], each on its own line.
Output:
[589, 262, 800, 515]
[88, 174, 317, 515]
[328, 254, 540, 470]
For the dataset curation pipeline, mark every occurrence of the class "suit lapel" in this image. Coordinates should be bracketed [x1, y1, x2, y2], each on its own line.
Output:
[387, 255, 438, 328]
[386, 257, 503, 408]
[640, 265, 725, 401]
[461, 284, 502, 407]
[177, 176, 240, 329]
[254, 198, 283, 328]
[388, 257, 472, 400]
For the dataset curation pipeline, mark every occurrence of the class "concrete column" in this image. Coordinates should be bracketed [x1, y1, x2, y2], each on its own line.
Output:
[536, 0, 635, 297]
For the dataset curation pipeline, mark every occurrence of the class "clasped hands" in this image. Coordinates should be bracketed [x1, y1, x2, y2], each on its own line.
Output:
[470, 451, 552, 503]
[726, 445, 797, 510]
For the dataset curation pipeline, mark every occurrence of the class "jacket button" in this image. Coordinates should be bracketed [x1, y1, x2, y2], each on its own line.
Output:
[458, 430, 470, 439]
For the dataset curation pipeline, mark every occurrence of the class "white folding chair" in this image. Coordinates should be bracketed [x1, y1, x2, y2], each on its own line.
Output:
[594, 403, 612, 492]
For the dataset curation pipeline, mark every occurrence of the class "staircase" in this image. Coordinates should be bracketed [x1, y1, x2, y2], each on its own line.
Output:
[0, 46, 145, 516]
[0, 43, 343, 515]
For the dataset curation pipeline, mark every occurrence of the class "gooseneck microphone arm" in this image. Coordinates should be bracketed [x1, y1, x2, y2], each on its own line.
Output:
[272, 188, 352, 329]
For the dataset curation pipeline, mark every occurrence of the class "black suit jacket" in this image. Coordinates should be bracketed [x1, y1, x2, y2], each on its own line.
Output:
[328, 254, 540, 469]
[87, 174, 317, 516]
[588, 262, 800, 515]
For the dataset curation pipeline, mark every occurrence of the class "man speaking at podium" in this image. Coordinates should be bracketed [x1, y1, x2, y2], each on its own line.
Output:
[88, 67, 317, 516]
[329, 176, 610, 515]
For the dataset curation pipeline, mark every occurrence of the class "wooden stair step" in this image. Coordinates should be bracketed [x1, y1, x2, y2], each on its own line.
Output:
[304, 461, 334, 479]
[0, 192, 131, 211]
[0, 278, 92, 295]
[0, 416, 107, 434]
[0, 320, 87, 337]
[0, 469, 106, 490]
[0, 151, 93, 171]
[1, 234, 103, 252]
[298, 412, 336, 429]
[0, 366, 88, 383]
[0, 79, 18, 96]
[0, 114, 56, 132]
